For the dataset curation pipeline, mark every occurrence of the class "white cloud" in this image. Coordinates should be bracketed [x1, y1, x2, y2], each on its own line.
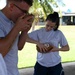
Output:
[62, 0, 75, 12]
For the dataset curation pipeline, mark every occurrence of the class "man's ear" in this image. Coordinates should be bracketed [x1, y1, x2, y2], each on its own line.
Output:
[8, 3, 14, 11]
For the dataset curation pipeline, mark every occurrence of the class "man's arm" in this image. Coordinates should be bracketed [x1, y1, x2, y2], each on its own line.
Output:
[18, 31, 28, 50]
[0, 26, 20, 57]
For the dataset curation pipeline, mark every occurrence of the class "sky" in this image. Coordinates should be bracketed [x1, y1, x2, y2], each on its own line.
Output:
[0, 0, 6, 9]
[0, 0, 75, 12]
[62, 0, 75, 12]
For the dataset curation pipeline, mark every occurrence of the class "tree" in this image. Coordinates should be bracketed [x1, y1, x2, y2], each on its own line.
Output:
[29, 0, 41, 31]
[29, 0, 65, 30]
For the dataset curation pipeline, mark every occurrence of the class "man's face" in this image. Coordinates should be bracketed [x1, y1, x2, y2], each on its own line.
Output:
[10, 2, 31, 22]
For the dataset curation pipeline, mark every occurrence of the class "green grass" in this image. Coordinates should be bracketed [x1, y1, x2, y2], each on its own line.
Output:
[18, 25, 75, 68]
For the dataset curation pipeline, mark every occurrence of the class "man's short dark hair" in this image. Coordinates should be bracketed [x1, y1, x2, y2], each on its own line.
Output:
[22, 0, 33, 6]
[7, 0, 33, 6]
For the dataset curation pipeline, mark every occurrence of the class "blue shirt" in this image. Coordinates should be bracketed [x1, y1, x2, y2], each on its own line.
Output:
[0, 11, 19, 75]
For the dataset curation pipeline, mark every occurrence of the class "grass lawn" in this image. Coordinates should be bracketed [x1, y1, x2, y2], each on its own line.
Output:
[18, 25, 75, 68]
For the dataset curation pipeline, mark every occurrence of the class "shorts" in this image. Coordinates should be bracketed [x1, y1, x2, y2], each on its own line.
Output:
[34, 62, 64, 75]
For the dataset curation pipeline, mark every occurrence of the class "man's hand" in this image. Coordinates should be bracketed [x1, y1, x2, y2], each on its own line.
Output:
[15, 14, 34, 32]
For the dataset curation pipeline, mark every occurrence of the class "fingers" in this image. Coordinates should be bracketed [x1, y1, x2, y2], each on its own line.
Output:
[22, 14, 34, 22]
[36, 45, 50, 53]
[39, 46, 48, 53]
[22, 14, 34, 27]
[15, 14, 34, 32]
[20, 14, 26, 19]
[36, 44, 53, 53]
[40, 48, 50, 53]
